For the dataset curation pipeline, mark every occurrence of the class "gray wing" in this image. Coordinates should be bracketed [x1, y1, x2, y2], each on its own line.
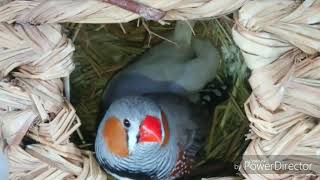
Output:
[144, 93, 209, 156]
[101, 72, 188, 113]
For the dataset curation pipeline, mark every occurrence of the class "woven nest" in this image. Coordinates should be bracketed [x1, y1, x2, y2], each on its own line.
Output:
[0, 0, 319, 180]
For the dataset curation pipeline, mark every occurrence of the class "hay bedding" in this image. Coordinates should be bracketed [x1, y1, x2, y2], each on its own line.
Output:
[0, 0, 319, 179]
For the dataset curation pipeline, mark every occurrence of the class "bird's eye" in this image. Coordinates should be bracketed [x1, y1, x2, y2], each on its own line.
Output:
[123, 119, 131, 128]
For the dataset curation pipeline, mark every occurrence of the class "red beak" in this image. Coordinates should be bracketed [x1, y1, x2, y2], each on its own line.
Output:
[139, 115, 162, 144]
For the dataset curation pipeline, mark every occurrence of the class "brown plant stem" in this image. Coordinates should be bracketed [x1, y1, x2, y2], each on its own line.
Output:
[103, 0, 166, 21]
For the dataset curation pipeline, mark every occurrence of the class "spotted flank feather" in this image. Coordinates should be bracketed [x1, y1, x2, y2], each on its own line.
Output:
[170, 150, 195, 179]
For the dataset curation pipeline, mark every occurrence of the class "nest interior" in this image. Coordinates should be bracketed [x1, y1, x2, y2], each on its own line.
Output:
[67, 18, 251, 177]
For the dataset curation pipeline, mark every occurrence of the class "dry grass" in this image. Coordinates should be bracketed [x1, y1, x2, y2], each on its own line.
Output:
[66, 17, 250, 176]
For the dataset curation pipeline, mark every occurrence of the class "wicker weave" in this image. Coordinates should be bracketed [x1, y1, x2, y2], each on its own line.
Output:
[0, 0, 319, 179]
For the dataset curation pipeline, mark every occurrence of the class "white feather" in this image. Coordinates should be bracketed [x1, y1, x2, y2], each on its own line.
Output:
[125, 21, 220, 93]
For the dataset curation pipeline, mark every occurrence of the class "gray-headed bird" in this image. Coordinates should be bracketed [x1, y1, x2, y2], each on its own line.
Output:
[95, 21, 220, 180]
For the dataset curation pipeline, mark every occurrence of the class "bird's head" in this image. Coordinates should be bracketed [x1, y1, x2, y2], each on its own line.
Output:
[96, 96, 170, 158]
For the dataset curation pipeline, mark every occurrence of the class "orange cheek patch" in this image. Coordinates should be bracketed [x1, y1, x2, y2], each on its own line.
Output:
[103, 117, 129, 157]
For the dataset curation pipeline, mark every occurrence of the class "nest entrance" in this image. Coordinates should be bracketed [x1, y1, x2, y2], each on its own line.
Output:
[68, 19, 250, 178]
